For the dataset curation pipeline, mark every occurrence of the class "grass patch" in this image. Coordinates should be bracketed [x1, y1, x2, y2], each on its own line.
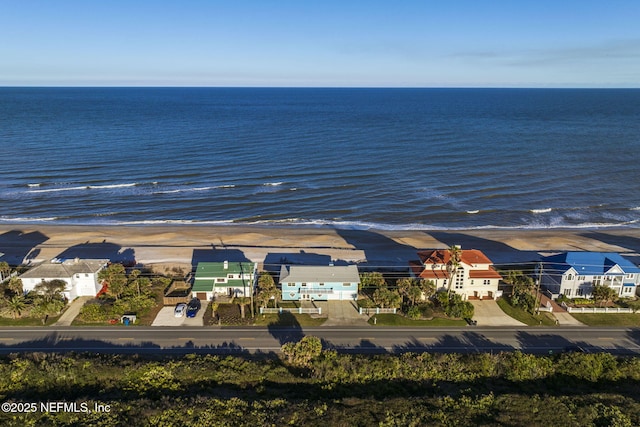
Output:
[496, 298, 556, 326]
[0, 315, 62, 326]
[367, 313, 466, 326]
[253, 313, 327, 327]
[571, 313, 640, 326]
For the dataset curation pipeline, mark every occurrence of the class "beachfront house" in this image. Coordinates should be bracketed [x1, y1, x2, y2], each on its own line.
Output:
[537, 252, 640, 299]
[192, 261, 258, 301]
[409, 248, 503, 300]
[19, 258, 108, 301]
[279, 265, 360, 301]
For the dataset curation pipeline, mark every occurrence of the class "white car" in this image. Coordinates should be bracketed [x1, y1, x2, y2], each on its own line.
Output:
[174, 303, 187, 317]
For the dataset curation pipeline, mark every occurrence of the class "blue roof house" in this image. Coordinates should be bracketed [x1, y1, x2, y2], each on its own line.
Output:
[279, 265, 359, 301]
[538, 252, 640, 299]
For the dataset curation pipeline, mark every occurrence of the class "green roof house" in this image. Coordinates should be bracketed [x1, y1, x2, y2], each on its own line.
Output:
[192, 261, 258, 301]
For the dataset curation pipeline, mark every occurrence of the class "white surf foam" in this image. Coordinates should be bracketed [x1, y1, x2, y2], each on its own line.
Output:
[530, 208, 552, 214]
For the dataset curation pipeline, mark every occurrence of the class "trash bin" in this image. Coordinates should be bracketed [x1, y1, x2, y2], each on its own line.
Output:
[123, 317, 130, 326]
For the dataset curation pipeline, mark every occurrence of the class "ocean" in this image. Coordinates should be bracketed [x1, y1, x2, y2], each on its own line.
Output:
[1, 87, 639, 230]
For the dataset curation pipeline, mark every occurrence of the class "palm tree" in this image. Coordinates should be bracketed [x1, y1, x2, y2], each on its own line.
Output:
[419, 279, 436, 301]
[0, 261, 10, 282]
[6, 295, 26, 319]
[6, 277, 23, 296]
[446, 245, 462, 295]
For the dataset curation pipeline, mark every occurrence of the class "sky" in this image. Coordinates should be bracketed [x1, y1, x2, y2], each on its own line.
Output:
[1, 0, 639, 87]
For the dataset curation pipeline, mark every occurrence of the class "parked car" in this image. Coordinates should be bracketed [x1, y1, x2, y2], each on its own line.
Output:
[186, 298, 201, 318]
[174, 303, 187, 317]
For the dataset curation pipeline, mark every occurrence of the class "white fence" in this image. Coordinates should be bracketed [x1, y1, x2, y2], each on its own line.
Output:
[259, 307, 322, 314]
[565, 306, 634, 314]
[359, 307, 397, 315]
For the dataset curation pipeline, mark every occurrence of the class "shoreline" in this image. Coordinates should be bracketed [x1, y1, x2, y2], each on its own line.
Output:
[1, 224, 640, 272]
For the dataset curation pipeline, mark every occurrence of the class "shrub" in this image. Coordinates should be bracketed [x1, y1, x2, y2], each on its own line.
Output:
[407, 306, 421, 319]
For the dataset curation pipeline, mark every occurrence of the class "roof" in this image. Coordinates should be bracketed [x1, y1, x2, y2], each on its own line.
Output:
[192, 261, 257, 292]
[195, 262, 256, 278]
[417, 249, 495, 266]
[469, 269, 503, 279]
[540, 252, 640, 276]
[279, 265, 360, 284]
[19, 259, 108, 279]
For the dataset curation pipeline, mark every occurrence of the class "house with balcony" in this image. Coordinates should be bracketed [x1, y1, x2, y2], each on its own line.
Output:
[409, 248, 502, 300]
[19, 258, 108, 301]
[279, 265, 359, 301]
[537, 252, 640, 299]
[192, 261, 258, 301]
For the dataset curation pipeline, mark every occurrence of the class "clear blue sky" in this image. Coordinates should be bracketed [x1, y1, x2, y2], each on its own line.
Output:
[1, 0, 639, 87]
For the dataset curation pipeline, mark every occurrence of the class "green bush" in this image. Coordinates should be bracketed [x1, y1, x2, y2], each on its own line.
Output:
[407, 306, 421, 319]
[79, 302, 112, 322]
[572, 298, 592, 306]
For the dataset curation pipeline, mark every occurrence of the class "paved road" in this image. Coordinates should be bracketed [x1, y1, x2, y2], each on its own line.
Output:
[0, 326, 639, 355]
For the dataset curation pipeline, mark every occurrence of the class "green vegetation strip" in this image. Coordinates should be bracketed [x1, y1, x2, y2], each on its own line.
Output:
[496, 298, 557, 326]
[1, 350, 640, 426]
[570, 313, 640, 327]
[368, 313, 466, 326]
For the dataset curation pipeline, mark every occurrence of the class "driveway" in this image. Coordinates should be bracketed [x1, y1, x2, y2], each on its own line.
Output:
[183, 301, 208, 326]
[316, 300, 369, 326]
[152, 306, 186, 326]
[471, 300, 526, 326]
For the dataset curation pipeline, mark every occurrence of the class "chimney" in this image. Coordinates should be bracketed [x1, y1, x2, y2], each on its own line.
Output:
[223, 260, 228, 270]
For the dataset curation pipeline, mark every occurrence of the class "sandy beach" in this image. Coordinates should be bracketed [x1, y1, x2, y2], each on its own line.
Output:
[1, 224, 640, 272]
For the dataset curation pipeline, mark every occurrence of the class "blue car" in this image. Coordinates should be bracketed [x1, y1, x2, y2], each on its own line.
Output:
[186, 298, 201, 318]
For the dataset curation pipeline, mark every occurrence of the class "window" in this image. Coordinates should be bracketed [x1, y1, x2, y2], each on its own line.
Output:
[624, 287, 633, 294]
[343, 283, 351, 287]
[483, 280, 491, 285]
[227, 274, 234, 279]
[454, 268, 464, 289]
[593, 276, 601, 286]
[319, 283, 324, 286]
[577, 276, 584, 281]
[85, 273, 89, 277]
[216, 278, 225, 283]
[301, 283, 307, 287]
[577, 288, 583, 296]
[470, 280, 474, 285]
[627, 274, 634, 279]
[567, 274, 573, 280]
[564, 289, 572, 296]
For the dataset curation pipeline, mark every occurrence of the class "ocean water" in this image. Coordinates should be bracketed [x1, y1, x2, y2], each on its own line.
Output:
[1, 87, 639, 230]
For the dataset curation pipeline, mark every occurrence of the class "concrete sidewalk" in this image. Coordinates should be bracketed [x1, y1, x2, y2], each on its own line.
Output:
[54, 296, 92, 326]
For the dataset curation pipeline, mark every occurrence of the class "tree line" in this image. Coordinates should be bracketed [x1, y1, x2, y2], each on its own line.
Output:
[1, 346, 639, 426]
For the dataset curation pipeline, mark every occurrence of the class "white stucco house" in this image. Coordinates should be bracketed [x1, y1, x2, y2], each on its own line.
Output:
[19, 258, 109, 301]
[409, 248, 503, 300]
[537, 252, 640, 299]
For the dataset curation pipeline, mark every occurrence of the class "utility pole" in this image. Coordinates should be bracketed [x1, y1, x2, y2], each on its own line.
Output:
[535, 262, 543, 315]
